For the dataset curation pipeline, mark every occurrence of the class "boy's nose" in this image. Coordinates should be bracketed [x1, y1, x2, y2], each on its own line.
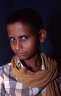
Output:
[16, 40, 23, 50]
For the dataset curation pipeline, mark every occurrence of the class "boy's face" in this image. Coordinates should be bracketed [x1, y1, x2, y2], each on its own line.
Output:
[7, 22, 41, 60]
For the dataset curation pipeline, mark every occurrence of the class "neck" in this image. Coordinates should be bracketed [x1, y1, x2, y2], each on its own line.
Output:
[23, 53, 42, 72]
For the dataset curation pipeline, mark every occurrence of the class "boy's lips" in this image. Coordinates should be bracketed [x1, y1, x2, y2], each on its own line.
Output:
[17, 52, 25, 56]
[18, 53, 23, 55]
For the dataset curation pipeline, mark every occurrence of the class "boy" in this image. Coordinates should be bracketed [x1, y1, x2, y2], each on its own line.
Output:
[0, 8, 60, 96]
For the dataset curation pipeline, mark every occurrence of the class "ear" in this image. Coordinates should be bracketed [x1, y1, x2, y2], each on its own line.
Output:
[39, 29, 46, 43]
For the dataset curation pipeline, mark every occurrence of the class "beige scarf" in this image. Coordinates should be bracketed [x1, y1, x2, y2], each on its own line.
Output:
[11, 53, 60, 96]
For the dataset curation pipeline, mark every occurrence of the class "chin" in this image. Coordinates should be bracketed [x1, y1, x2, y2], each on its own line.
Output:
[19, 56, 28, 60]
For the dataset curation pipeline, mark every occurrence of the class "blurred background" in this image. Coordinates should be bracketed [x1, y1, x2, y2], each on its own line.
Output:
[0, 0, 61, 69]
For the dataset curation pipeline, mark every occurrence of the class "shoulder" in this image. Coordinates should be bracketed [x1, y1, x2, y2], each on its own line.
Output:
[0, 62, 11, 69]
[41, 52, 58, 73]
[0, 62, 12, 76]
[41, 52, 57, 64]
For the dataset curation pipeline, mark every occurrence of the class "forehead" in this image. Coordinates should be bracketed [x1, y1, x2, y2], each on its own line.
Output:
[7, 22, 35, 37]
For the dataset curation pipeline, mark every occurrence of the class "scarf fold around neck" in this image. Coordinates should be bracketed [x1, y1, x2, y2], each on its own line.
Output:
[11, 53, 60, 96]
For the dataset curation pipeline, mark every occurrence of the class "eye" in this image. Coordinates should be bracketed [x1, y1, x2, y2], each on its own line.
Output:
[9, 37, 16, 43]
[22, 37, 26, 40]
[20, 36, 29, 41]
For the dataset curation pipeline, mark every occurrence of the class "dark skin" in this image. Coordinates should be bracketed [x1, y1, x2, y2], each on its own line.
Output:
[7, 22, 46, 72]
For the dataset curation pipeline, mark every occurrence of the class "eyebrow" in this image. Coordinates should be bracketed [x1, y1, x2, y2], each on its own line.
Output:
[8, 35, 29, 38]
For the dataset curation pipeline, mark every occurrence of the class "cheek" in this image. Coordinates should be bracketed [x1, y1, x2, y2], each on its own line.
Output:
[23, 40, 37, 52]
[10, 43, 16, 53]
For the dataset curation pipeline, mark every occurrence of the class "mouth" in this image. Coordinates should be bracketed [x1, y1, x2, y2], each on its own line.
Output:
[17, 53, 24, 56]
